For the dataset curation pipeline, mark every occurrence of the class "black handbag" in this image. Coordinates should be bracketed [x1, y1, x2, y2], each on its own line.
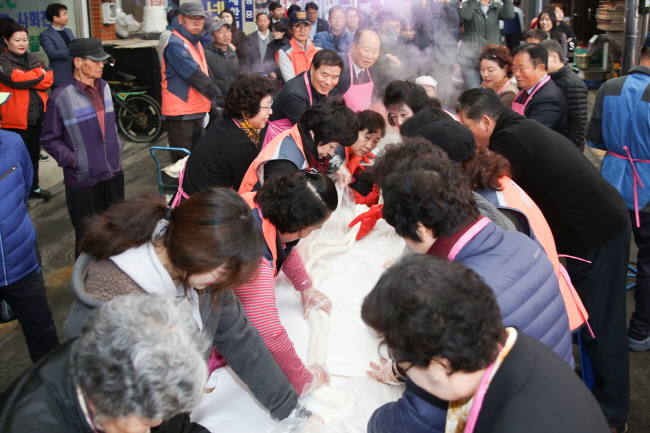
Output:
[0, 296, 15, 324]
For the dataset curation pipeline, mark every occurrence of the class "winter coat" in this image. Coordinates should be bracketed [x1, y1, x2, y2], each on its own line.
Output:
[40, 76, 123, 189]
[458, 0, 514, 68]
[313, 30, 353, 55]
[64, 251, 300, 420]
[490, 109, 629, 255]
[550, 65, 588, 148]
[0, 130, 38, 286]
[369, 331, 609, 433]
[39, 26, 76, 87]
[0, 340, 210, 433]
[412, 0, 460, 66]
[264, 37, 289, 75]
[182, 116, 258, 193]
[587, 66, 650, 213]
[204, 44, 240, 95]
[0, 50, 53, 129]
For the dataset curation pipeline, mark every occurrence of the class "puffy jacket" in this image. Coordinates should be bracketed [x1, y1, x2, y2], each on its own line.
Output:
[0, 49, 53, 129]
[204, 44, 240, 95]
[587, 65, 650, 213]
[550, 65, 588, 149]
[458, 0, 514, 68]
[0, 130, 39, 286]
[40, 76, 122, 189]
[161, 18, 220, 120]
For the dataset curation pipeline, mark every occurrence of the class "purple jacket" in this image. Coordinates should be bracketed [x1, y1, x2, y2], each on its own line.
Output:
[40, 76, 122, 188]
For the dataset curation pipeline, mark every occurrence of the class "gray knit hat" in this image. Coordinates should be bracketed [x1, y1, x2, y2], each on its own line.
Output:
[179, 2, 207, 17]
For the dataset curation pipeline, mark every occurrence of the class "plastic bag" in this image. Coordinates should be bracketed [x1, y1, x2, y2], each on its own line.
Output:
[115, 11, 141, 38]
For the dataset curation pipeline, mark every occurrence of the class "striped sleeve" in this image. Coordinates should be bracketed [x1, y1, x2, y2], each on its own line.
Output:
[283, 249, 312, 292]
[234, 257, 313, 394]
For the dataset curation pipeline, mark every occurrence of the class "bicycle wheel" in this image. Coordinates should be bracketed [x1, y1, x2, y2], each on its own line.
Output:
[116, 94, 163, 143]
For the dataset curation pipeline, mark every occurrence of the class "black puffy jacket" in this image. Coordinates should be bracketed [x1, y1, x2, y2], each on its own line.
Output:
[550, 65, 588, 149]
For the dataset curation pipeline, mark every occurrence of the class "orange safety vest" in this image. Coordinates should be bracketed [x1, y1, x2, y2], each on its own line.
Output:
[497, 176, 589, 331]
[286, 38, 319, 76]
[345, 147, 363, 176]
[161, 30, 211, 117]
[239, 124, 307, 193]
[240, 192, 279, 275]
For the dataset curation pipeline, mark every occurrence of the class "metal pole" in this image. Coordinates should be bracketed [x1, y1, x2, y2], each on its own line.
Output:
[622, 0, 642, 75]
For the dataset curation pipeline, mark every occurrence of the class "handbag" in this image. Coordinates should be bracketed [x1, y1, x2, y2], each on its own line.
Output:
[0, 295, 16, 324]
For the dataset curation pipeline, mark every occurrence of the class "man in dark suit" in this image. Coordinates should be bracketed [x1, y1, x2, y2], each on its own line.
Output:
[40, 3, 76, 89]
[305, 2, 329, 40]
[247, 12, 271, 75]
[510, 43, 567, 135]
[268, 1, 289, 27]
[331, 29, 380, 111]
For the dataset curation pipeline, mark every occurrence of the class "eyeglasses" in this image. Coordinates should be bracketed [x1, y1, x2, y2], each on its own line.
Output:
[84, 57, 112, 65]
[183, 15, 205, 24]
[260, 99, 273, 110]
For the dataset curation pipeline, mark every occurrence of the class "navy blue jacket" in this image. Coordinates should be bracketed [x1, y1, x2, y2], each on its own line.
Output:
[368, 221, 573, 433]
[39, 26, 75, 87]
[0, 130, 39, 286]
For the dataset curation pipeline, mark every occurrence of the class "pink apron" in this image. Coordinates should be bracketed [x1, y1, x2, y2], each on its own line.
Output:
[496, 80, 512, 95]
[342, 53, 374, 112]
[261, 73, 314, 148]
[511, 75, 551, 116]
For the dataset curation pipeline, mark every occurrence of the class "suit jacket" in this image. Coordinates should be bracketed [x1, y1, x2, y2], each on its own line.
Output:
[247, 30, 272, 74]
[514, 78, 568, 135]
[314, 18, 329, 34]
[330, 54, 377, 97]
[39, 26, 75, 87]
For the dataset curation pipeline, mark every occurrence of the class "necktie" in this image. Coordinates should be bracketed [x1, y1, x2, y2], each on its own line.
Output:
[357, 69, 366, 85]
[520, 90, 529, 104]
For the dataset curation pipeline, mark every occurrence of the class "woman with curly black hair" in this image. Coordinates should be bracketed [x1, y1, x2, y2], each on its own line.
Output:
[181, 74, 273, 194]
[237, 169, 337, 395]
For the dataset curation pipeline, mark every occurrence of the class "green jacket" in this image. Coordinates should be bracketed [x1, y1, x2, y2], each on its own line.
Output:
[458, 0, 514, 67]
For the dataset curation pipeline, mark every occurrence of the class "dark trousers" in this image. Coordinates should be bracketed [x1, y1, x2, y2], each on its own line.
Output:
[566, 224, 631, 428]
[164, 118, 205, 162]
[0, 268, 59, 363]
[65, 173, 125, 258]
[5, 123, 42, 190]
[629, 209, 650, 340]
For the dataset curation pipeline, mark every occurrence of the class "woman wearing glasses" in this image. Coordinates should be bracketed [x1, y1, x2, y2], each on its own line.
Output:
[478, 44, 518, 109]
[0, 23, 54, 200]
[181, 74, 274, 194]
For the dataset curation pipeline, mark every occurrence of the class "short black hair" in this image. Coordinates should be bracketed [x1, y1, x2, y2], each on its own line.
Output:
[256, 169, 338, 234]
[399, 107, 450, 138]
[268, 2, 283, 12]
[305, 2, 319, 11]
[382, 155, 479, 241]
[373, 137, 449, 188]
[46, 3, 67, 23]
[166, 9, 180, 25]
[299, 98, 360, 147]
[256, 12, 270, 21]
[457, 88, 505, 123]
[512, 42, 548, 69]
[524, 28, 548, 43]
[224, 74, 273, 119]
[311, 49, 344, 71]
[358, 109, 386, 137]
[0, 17, 16, 36]
[642, 45, 650, 61]
[287, 5, 301, 15]
[361, 254, 505, 372]
[271, 21, 286, 33]
[383, 80, 432, 114]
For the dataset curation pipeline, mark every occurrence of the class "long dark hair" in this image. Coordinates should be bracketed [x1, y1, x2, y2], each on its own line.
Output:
[79, 189, 261, 295]
[536, 8, 562, 44]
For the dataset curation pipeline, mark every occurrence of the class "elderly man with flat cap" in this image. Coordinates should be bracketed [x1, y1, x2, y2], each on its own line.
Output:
[41, 38, 124, 259]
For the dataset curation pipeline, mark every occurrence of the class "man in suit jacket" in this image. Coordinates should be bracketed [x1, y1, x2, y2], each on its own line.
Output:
[248, 12, 272, 75]
[40, 3, 76, 89]
[510, 43, 567, 135]
[305, 2, 329, 40]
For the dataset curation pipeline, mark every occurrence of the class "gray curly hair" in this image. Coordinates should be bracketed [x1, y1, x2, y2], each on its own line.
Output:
[72, 294, 210, 422]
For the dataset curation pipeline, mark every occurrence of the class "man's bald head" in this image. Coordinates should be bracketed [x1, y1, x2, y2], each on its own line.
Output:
[351, 29, 381, 70]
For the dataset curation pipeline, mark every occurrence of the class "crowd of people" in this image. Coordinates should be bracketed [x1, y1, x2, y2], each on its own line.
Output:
[0, 1, 647, 433]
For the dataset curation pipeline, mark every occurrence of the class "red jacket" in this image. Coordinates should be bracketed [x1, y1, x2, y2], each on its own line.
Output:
[0, 49, 53, 129]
